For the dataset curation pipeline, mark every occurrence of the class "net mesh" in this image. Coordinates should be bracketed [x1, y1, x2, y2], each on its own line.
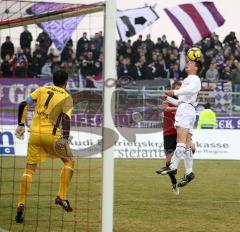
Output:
[0, 1, 104, 231]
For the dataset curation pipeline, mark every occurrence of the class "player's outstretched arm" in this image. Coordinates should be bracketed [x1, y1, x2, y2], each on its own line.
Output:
[15, 96, 34, 140]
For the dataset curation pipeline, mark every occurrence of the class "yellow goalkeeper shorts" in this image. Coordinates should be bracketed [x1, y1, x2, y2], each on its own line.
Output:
[27, 131, 62, 164]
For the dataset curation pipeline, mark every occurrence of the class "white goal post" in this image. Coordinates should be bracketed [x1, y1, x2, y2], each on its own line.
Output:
[102, 0, 117, 232]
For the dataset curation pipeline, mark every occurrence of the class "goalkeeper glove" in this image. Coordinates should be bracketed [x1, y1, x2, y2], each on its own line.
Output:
[54, 137, 72, 159]
[15, 125, 25, 140]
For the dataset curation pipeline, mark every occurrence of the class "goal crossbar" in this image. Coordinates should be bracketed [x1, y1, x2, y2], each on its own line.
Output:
[0, 1, 104, 29]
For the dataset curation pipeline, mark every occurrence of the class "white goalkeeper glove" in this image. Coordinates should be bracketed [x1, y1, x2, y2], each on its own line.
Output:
[15, 125, 25, 140]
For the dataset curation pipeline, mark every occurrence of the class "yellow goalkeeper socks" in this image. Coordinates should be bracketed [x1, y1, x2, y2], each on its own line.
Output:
[18, 169, 35, 206]
[58, 161, 74, 200]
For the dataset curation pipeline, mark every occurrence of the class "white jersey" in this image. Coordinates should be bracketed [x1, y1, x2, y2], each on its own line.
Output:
[173, 75, 201, 106]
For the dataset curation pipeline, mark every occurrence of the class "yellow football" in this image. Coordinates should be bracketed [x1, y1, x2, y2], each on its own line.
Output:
[187, 47, 202, 61]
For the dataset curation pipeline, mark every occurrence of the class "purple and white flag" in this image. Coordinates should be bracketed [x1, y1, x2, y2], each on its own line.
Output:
[38, 16, 85, 51]
[164, 2, 225, 45]
[29, 2, 85, 51]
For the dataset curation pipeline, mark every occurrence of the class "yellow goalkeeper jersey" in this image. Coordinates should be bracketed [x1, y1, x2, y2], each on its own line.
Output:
[30, 85, 73, 134]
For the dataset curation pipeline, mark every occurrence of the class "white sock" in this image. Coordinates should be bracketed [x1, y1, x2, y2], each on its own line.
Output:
[170, 143, 186, 170]
[184, 148, 193, 175]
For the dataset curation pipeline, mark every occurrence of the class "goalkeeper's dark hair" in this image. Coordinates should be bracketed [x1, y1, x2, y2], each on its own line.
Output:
[194, 61, 202, 75]
[53, 70, 68, 86]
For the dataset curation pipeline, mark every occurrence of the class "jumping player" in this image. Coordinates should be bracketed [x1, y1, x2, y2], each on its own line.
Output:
[15, 70, 74, 223]
[160, 59, 201, 188]
[156, 81, 182, 195]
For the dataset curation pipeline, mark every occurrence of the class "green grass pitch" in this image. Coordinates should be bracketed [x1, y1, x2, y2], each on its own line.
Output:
[0, 157, 240, 232]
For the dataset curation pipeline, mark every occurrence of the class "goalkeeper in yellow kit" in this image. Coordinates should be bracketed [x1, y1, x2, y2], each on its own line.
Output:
[15, 70, 75, 223]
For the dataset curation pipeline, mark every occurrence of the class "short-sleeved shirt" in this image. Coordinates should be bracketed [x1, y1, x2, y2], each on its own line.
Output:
[163, 102, 176, 137]
[30, 85, 73, 134]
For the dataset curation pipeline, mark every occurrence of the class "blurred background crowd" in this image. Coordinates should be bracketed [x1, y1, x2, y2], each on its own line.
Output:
[0, 26, 240, 89]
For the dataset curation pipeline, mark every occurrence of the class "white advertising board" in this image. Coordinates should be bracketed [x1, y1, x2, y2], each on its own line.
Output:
[1, 125, 240, 160]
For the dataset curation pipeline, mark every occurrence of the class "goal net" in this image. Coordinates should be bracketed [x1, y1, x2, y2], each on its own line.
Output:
[0, 1, 106, 231]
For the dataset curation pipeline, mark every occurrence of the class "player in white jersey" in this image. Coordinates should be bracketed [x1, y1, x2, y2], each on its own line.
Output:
[159, 59, 202, 188]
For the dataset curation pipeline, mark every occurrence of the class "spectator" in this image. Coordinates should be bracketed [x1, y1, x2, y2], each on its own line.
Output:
[80, 59, 92, 78]
[93, 60, 102, 76]
[131, 61, 144, 80]
[213, 34, 223, 51]
[84, 60, 103, 88]
[118, 41, 127, 57]
[223, 32, 237, 49]
[205, 62, 219, 82]
[1, 30, 240, 91]
[76, 32, 89, 59]
[234, 40, 240, 56]
[117, 57, 131, 78]
[131, 60, 152, 80]
[51, 56, 61, 74]
[132, 35, 143, 54]
[41, 58, 53, 76]
[64, 59, 79, 86]
[203, 49, 214, 71]
[208, 33, 217, 50]
[48, 48, 57, 61]
[31, 43, 47, 77]
[91, 32, 103, 52]
[156, 57, 168, 78]
[85, 51, 95, 67]
[61, 42, 74, 62]
[89, 42, 99, 60]
[13, 48, 27, 65]
[36, 31, 52, 54]
[1, 54, 13, 77]
[161, 35, 169, 49]
[169, 63, 181, 80]
[170, 40, 177, 50]
[231, 61, 240, 108]
[66, 39, 73, 47]
[165, 53, 177, 69]
[15, 61, 28, 77]
[233, 47, 240, 61]
[27, 61, 37, 78]
[64, 60, 78, 77]
[215, 50, 225, 72]
[201, 37, 212, 54]
[145, 34, 155, 54]
[33, 43, 47, 69]
[77, 43, 89, 61]
[220, 65, 231, 81]
[155, 37, 163, 51]
[146, 62, 157, 79]
[149, 52, 158, 64]
[23, 48, 33, 63]
[20, 26, 33, 51]
[1, 36, 14, 60]
[98, 31, 104, 47]
[12, 48, 28, 77]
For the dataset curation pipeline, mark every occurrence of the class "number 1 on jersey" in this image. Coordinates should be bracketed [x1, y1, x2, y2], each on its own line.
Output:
[44, 91, 54, 109]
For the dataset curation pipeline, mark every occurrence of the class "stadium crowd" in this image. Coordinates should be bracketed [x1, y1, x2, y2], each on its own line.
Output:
[0, 26, 240, 89]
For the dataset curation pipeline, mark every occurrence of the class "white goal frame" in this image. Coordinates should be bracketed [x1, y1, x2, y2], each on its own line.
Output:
[101, 1, 116, 232]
